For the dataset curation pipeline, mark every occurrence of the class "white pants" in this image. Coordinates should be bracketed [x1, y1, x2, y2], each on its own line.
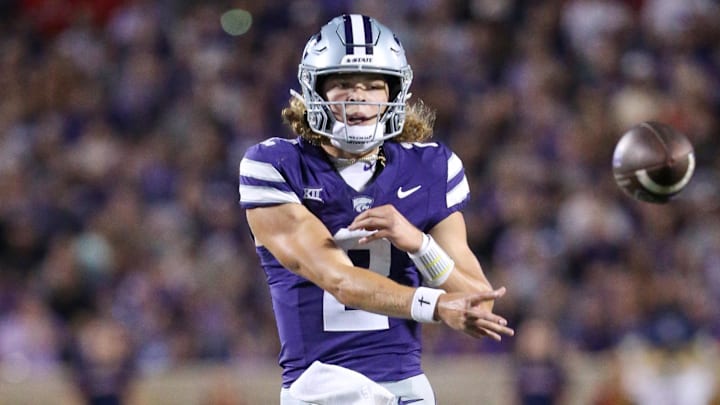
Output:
[280, 373, 436, 404]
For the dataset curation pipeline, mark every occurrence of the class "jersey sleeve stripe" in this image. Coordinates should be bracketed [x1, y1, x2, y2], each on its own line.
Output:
[447, 153, 463, 182]
[240, 158, 286, 182]
[446, 176, 469, 208]
[239, 185, 301, 204]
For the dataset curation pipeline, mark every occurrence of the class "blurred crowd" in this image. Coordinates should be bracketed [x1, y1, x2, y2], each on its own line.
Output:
[1, 0, 719, 403]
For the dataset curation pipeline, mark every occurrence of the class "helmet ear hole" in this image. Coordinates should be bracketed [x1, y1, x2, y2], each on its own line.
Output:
[386, 76, 402, 101]
[315, 76, 329, 100]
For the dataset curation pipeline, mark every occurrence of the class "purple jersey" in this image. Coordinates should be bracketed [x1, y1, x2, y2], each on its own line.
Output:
[239, 137, 469, 387]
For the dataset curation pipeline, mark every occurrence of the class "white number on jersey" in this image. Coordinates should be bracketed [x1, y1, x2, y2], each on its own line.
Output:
[323, 228, 391, 331]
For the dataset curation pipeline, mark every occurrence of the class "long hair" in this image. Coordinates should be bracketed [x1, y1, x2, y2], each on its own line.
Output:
[281, 97, 436, 145]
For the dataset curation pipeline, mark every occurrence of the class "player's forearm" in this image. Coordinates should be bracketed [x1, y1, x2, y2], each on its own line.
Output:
[249, 207, 432, 320]
[291, 249, 413, 319]
[326, 264, 415, 319]
[441, 264, 493, 293]
[269, 231, 413, 319]
[440, 268, 495, 311]
[433, 235, 493, 293]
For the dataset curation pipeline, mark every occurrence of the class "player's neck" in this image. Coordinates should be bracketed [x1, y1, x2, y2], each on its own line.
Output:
[321, 144, 380, 161]
[323, 144, 385, 192]
[323, 145, 385, 171]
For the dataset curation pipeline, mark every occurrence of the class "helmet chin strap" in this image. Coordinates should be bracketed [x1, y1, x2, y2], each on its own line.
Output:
[330, 121, 385, 155]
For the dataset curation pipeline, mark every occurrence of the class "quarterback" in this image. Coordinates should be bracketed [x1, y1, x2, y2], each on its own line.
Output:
[239, 14, 514, 404]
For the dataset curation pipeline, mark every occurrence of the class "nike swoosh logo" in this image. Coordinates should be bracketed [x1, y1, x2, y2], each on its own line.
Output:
[398, 398, 423, 404]
[397, 185, 422, 199]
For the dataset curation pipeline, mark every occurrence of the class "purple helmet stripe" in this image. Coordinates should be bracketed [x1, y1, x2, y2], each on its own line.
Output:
[362, 15, 374, 54]
[343, 14, 354, 54]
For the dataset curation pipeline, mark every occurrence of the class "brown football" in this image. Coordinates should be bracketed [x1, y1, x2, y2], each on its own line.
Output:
[612, 121, 695, 204]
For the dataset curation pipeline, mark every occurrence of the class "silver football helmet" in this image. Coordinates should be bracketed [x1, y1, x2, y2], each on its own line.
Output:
[297, 14, 413, 154]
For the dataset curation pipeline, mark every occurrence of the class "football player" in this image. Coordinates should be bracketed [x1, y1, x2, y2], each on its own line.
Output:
[239, 14, 514, 404]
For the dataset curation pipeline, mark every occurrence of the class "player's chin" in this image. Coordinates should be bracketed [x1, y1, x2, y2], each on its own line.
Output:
[336, 117, 378, 126]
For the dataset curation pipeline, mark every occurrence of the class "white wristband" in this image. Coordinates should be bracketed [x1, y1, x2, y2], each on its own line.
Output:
[410, 287, 445, 323]
[408, 234, 455, 287]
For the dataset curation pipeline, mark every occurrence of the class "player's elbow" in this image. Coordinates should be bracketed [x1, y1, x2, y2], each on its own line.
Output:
[323, 272, 368, 309]
[295, 262, 360, 307]
[325, 276, 358, 307]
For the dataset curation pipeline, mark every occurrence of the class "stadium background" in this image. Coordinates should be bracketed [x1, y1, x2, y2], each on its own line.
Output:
[0, 0, 719, 403]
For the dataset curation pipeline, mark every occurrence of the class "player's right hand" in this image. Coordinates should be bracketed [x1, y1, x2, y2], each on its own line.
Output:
[348, 204, 425, 253]
[436, 287, 514, 341]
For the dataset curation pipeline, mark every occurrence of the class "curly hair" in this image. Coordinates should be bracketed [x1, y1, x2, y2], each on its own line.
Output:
[280, 97, 436, 146]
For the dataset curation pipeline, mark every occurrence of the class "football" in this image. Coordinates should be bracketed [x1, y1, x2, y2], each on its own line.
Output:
[612, 121, 695, 204]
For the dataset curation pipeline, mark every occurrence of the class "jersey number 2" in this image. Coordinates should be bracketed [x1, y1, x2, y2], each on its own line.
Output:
[323, 229, 391, 331]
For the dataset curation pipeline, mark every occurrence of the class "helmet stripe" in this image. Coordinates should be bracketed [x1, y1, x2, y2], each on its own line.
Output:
[362, 15, 373, 55]
[349, 15, 366, 56]
[343, 14, 354, 54]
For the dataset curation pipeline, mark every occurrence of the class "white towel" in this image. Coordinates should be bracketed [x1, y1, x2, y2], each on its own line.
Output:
[288, 361, 397, 405]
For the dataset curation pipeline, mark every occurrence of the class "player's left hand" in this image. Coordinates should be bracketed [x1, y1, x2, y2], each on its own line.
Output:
[348, 204, 424, 253]
[437, 287, 515, 341]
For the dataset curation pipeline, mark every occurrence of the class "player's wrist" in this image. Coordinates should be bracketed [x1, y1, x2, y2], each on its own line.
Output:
[409, 232, 431, 255]
[408, 234, 455, 287]
[410, 287, 445, 323]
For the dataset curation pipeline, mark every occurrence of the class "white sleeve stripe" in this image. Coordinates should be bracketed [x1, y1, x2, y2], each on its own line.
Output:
[239, 185, 300, 204]
[240, 158, 286, 182]
[447, 153, 463, 182]
[446, 176, 469, 208]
